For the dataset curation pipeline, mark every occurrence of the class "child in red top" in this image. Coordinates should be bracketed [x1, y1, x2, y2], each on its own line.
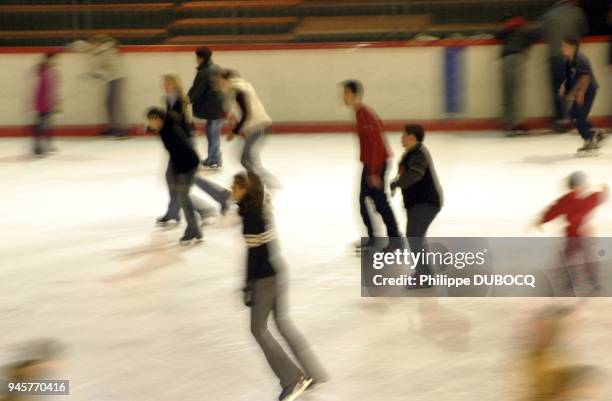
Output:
[537, 171, 608, 292]
[341, 80, 399, 250]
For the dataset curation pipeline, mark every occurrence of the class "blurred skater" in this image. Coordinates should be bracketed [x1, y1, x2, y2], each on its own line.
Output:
[537, 171, 608, 294]
[232, 172, 327, 401]
[523, 305, 605, 401]
[496, 16, 539, 134]
[559, 37, 606, 156]
[216, 69, 280, 189]
[542, 0, 588, 132]
[187, 47, 225, 169]
[341, 80, 400, 251]
[68, 35, 128, 138]
[147, 107, 202, 244]
[390, 125, 443, 288]
[1, 339, 64, 401]
[155, 76, 217, 227]
[32, 52, 60, 157]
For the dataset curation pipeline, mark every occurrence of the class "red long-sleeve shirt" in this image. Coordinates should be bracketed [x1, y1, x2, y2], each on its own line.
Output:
[355, 104, 390, 175]
[540, 190, 606, 237]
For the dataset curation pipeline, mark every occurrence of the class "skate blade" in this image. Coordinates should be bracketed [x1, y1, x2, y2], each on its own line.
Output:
[576, 151, 598, 158]
[284, 378, 313, 401]
[179, 237, 204, 246]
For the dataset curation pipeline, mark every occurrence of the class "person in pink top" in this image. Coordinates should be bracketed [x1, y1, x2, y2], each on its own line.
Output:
[537, 171, 608, 293]
[33, 52, 60, 156]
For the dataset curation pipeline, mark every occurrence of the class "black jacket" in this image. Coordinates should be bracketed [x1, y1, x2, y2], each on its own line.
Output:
[238, 202, 277, 282]
[159, 119, 200, 174]
[166, 96, 193, 137]
[391, 143, 443, 208]
[187, 61, 224, 120]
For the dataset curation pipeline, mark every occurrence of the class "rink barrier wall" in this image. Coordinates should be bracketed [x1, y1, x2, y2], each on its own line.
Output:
[0, 37, 610, 136]
[1, 117, 610, 137]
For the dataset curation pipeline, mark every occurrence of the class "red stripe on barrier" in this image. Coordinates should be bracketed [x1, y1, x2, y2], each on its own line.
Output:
[1, 117, 610, 137]
[0, 36, 608, 54]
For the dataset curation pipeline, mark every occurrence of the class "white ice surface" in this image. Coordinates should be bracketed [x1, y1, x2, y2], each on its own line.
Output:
[1, 132, 612, 401]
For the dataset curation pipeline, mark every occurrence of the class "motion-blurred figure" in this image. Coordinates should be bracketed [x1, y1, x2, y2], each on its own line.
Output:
[496, 16, 539, 134]
[559, 37, 605, 156]
[1, 339, 64, 401]
[68, 35, 128, 138]
[215, 69, 280, 189]
[537, 172, 608, 294]
[232, 172, 327, 401]
[542, 0, 588, 132]
[155, 75, 217, 227]
[523, 305, 604, 401]
[187, 47, 225, 170]
[32, 52, 60, 157]
[341, 80, 400, 252]
[147, 107, 202, 244]
[390, 124, 443, 289]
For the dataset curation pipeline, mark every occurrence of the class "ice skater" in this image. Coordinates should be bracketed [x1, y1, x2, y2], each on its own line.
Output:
[68, 35, 128, 138]
[390, 124, 443, 288]
[186, 47, 225, 169]
[32, 52, 60, 157]
[496, 16, 539, 134]
[541, 0, 588, 132]
[147, 107, 203, 244]
[231, 171, 327, 401]
[523, 304, 604, 401]
[537, 171, 608, 294]
[559, 37, 606, 156]
[215, 69, 280, 189]
[155, 75, 217, 227]
[341, 80, 400, 251]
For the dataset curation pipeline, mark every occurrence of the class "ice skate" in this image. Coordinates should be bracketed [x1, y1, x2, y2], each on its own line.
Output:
[201, 160, 222, 170]
[353, 237, 377, 253]
[576, 139, 598, 158]
[279, 377, 313, 401]
[179, 232, 203, 245]
[156, 215, 180, 226]
[593, 129, 607, 149]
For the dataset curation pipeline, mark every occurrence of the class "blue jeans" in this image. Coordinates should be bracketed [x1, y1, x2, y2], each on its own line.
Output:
[549, 55, 567, 122]
[194, 176, 231, 213]
[570, 89, 597, 141]
[204, 119, 224, 164]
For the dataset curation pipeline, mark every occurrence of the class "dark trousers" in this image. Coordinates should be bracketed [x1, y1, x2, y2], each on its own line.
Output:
[104, 78, 126, 136]
[549, 55, 567, 122]
[32, 112, 52, 155]
[406, 204, 440, 276]
[569, 89, 597, 141]
[359, 163, 399, 238]
[250, 276, 326, 388]
[173, 167, 201, 237]
[501, 53, 524, 127]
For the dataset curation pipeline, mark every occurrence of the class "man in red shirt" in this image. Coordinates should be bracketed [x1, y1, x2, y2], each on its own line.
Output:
[342, 80, 399, 250]
[537, 171, 608, 293]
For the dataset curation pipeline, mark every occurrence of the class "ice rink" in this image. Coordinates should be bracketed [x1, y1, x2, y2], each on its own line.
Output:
[2, 131, 612, 401]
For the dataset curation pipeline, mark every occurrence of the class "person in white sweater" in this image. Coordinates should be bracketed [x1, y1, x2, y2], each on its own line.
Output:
[215, 70, 280, 189]
[67, 35, 128, 138]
